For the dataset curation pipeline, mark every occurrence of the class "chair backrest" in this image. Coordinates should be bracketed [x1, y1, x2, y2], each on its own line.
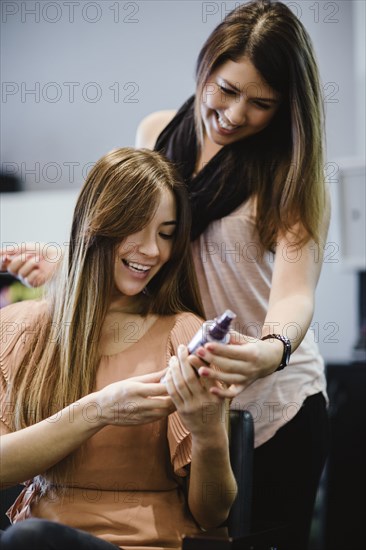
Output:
[0, 484, 23, 530]
[227, 409, 254, 538]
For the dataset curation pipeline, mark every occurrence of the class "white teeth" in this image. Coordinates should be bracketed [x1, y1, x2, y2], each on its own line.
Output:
[217, 114, 236, 131]
[124, 260, 150, 272]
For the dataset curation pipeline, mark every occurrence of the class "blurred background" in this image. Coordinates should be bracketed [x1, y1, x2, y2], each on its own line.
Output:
[1, 1, 365, 548]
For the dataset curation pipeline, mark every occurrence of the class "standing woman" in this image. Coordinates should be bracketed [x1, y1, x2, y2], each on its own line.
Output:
[136, 1, 330, 548]
[0, 148, 236, 550]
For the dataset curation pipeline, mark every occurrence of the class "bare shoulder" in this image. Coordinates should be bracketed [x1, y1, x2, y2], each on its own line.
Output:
[135, 110, 177, 149]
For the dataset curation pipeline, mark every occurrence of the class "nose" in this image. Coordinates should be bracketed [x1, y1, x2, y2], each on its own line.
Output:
[225, 99, 247, 126]
[138, 231, 160, 259]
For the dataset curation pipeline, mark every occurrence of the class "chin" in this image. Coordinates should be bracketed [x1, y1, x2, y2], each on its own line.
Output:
[115, 284, 143, 297]
[211, 131, 237, 146]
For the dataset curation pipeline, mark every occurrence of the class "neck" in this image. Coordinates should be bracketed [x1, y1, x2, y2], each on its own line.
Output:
[108, 292, 147, 315]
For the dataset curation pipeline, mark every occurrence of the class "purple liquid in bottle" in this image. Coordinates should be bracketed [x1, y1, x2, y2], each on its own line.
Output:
[160, 310, 236, 384]
[187, 309, 236, 355]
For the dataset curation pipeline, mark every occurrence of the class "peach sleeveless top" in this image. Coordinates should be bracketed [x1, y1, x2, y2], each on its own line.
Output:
[191, 198, 327, 448]
[0, 300, 204, 549]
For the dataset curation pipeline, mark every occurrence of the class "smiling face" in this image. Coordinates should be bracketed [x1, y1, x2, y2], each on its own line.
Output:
[200, 57, 281, 147]
[113, 188, 177, 302]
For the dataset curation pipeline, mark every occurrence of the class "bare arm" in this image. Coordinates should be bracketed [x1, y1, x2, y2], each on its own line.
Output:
[188, 420, 236, 530]
[1, 371, 173, 486]
[165, 346, 237, 530]
[189, 188, 331, 396]
[1, 391, 103, 486]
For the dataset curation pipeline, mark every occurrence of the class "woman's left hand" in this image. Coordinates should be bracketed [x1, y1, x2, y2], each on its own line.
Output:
[190, 331, 284, 398]
[165, 344, 226, 438]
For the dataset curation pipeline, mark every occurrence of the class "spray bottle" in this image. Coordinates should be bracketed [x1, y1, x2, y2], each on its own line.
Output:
[187, 309, 236, 355]
[160, 310, 236, 384]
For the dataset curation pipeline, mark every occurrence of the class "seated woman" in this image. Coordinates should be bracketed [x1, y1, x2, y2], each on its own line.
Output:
[0, 148, 237, 550]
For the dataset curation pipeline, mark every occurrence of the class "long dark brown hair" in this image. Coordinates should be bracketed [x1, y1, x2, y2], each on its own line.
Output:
[9, 147, 204, 484]
[195, 0, 326, 249]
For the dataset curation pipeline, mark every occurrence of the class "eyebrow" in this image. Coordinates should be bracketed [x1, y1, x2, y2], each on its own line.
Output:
[220, 78, 280, 103]
[162, 221, 177, 226]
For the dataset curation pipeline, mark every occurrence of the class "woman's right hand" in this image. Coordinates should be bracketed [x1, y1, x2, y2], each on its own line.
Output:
[0, 242, 62, 287]
[96, 370, 175, 427]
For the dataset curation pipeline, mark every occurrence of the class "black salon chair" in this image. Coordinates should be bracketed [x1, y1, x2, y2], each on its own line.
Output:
[227, 409, 254, 538]
[0, 484, 23, 530]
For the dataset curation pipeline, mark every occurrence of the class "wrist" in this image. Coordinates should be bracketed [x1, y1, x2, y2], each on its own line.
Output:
[191, 422, 228, 448]
[82, 391, 109, 429]
[261, 334, 292, 371]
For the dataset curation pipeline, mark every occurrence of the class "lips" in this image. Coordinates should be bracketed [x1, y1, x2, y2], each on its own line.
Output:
[122, 259, 152, 274]
[122, 260, 151, 272]
[217, 113, 237, 131]
[215, 112, 240, 135]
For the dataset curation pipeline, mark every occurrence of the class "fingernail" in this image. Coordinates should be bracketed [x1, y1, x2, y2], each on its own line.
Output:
[199, 368, 209, 377]
[197, 348, 206, 357]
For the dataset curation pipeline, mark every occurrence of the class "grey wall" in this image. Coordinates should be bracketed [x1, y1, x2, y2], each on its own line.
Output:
[1, 0, 365, 362]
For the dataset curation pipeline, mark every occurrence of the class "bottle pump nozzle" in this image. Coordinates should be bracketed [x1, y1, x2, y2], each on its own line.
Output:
[208, 310, 236, 340]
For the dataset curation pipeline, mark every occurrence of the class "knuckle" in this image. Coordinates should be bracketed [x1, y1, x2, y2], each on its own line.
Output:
[175, 379, 186, 392]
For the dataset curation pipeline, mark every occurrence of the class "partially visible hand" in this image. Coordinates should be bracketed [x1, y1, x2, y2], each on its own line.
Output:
[191, 331, 284, 398]
[96, 369, 175, 427]
[165, 345, 226, 438]
[0, 242, 62, 287]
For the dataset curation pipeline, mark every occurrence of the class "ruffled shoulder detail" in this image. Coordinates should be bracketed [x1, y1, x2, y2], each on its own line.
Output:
[166, 312, 203, 359]
[166, 312, 203, 477]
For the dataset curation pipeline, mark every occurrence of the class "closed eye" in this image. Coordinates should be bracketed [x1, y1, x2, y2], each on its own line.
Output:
[159, 232, 175, 240]
[160, 220, 177, 240]
[219, 85, 237, 96]
[252, 100, 272, 110]
[219, 86, 272, 109]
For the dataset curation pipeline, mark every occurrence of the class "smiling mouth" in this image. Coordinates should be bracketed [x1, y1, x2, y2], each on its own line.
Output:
[122, 259, 152, 273]
[216, 113, 238, 131]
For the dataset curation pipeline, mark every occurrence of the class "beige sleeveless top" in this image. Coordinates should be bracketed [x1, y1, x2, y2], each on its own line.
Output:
[191, 199, 327, 448]
[0, 300, 204, 549]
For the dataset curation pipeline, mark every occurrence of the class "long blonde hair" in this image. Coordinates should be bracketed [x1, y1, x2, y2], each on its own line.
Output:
[194, 0, 326, 249]
[9, 147, 204, 484]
